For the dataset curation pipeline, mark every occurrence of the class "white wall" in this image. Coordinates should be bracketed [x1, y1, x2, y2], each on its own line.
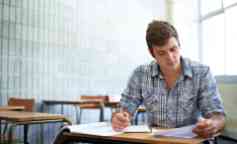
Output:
[76, 0, 167, 97]
[0, 0, 167, 101]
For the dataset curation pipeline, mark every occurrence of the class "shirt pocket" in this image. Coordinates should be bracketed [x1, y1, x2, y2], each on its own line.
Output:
[180, 88, 197, 113]
[142, 88, 160, 112]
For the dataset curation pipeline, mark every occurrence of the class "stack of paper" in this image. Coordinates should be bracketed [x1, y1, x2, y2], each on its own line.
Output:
[153, 125, 197, 138]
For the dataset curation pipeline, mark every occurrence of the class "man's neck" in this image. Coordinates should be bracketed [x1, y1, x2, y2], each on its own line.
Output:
[160, 64, 182, 89]
[161, 64, 182, 78]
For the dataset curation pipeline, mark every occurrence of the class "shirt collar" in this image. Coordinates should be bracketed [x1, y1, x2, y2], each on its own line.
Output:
[150, 57, 193, 79]
[151, 61, 160, 77]
[181, 57, 193, 79]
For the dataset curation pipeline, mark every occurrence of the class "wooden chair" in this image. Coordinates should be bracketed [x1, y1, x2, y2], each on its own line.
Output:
[3, 97, 35, 143]
[8, 97, 35, 112]
[77, 95, 109, 124]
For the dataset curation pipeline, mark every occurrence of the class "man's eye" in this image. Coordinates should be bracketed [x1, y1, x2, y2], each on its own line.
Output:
[170, 48, 175, 52]
[158, 52, 165, 55]
[170, 46, 178, 52]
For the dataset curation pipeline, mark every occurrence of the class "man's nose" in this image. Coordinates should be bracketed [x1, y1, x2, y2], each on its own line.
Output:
[166, 52, 173, 60]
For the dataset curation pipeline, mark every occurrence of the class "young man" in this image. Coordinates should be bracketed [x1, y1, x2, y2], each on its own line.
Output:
[112, 20, 225, 138]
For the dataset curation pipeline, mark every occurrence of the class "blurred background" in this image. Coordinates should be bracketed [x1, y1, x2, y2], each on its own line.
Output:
[1, 0, 237, 143]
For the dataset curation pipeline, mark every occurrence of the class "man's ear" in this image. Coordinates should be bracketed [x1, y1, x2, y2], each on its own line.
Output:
[148, 48, 155, 58]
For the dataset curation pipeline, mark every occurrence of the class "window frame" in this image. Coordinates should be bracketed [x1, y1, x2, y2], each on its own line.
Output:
[198, 0, 237, 75]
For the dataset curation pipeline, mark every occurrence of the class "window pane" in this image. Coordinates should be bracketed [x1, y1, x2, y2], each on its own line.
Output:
[201, 0, 222, 16]
[172, 0, 199, 61]
[225, 6, 237, 74]
[202, 14, 225, 75]
[224, 0, 237, 7]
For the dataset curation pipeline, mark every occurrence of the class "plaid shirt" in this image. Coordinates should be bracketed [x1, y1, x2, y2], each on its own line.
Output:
[120, 57, 224, 128]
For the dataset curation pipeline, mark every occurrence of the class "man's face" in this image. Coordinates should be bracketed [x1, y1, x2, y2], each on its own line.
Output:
[152, 37, 181, 71]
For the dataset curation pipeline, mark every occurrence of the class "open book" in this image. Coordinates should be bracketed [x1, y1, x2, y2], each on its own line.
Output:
[61, 122, 151, 136]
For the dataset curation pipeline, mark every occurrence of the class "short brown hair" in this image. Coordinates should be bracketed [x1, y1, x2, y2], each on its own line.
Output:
[146, 20, 180, 52]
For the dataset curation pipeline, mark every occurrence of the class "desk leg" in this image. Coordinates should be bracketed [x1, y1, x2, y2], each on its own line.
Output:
[40, 103, 47, 144]
[40, 104, 44, 144]
[8, 124, 29, 144]
[23, 124, 29, 144]
[75, 105, 80, 124]
[100, 107, 104, 122]
[40, 124, 44, 144]
[8, 124, 16, 144]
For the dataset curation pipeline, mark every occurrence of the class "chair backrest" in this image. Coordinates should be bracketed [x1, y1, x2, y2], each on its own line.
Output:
[8, 97, 35, 112]
[80, 95, 109, 101]
[79, 95, 109, 109]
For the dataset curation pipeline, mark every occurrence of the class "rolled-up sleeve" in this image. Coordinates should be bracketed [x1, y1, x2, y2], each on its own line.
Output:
[198, 67, 225, 117]
[120, 67, 143, 115]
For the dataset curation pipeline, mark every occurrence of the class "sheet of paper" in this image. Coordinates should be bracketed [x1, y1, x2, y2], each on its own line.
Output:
[153, 125, 197, 138]
[65, 122, 122, 136]
[64, 122, 151, 136]
[123, 125, 151, 133]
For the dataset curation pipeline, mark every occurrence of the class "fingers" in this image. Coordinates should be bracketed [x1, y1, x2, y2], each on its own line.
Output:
[195, 119, 211, 129]
[193, 118, 217, 138]
[112, 112, 130, 131]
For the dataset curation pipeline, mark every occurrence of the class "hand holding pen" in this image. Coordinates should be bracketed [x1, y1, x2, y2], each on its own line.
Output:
[192, 117, 218, 138]
[112, 109, 131, 131]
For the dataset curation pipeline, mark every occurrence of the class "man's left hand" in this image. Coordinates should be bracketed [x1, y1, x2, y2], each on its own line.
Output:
[192, 118, 218, 138]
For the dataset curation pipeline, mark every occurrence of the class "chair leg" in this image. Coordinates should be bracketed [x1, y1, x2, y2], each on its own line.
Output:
[3, 123, 8, 135]
[141, 112, 145, 124]
[75, 106, 80, 124]
[79, 110, 82, 124]
[24, 124, 29, 144]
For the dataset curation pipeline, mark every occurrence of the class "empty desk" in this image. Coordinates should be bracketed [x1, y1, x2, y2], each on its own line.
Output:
[0, 111, 71, 144]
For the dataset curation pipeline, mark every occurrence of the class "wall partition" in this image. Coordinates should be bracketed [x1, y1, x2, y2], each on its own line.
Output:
[0, 0, 79, 104]
[0, 0, 166, 143]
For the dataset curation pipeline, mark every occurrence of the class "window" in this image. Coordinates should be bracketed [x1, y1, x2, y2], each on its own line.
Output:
[199, 0, 237, 75]
[225, 6, 237, 74]
[200, 0, 222, 16]
[224, 0, 237, 7]
[202, 14, 225, 75]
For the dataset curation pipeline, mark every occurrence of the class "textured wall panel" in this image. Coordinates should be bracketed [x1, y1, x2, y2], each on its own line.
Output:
[0, 0, 166, 143]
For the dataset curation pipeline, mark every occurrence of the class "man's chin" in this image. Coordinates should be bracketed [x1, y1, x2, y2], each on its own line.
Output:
[167, 65, 178, 70]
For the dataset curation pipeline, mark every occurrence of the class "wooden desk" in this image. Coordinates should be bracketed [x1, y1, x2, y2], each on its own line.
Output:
[43, 100, 104, 112]
[43, 100, 104, 123]
[0, 106, 25, 111]
[0, 111, 71, 144]
[105, 101, 120, 109]
[43, 99, 119, 110]
[43, 100, 120, 123]
[0, 106, 26, 139]
[53, 130, 205, 144]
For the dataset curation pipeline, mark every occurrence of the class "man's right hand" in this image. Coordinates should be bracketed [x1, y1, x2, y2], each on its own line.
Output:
[112, 111, 130, 131]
